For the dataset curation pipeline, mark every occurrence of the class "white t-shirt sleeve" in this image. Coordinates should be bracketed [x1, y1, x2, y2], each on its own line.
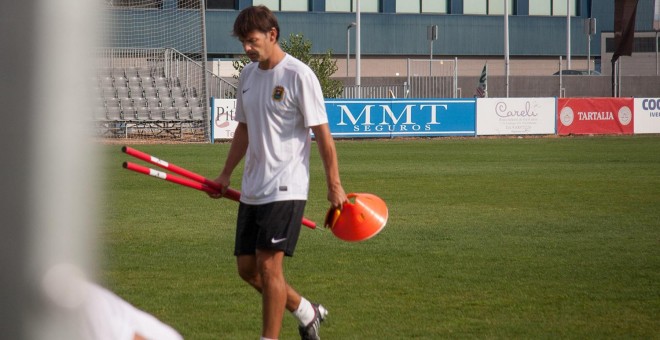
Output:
[234, 63, 254, 124]
[296, 66, 328, 128]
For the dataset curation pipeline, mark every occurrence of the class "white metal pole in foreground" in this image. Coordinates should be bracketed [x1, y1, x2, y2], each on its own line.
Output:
[23, 0, 99, 339]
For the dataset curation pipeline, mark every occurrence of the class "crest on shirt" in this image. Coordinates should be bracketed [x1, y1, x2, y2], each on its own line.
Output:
[272, 85, 285, 102]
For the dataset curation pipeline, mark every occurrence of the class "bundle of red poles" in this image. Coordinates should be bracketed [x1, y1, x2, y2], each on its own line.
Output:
[121, 146, 317, 229]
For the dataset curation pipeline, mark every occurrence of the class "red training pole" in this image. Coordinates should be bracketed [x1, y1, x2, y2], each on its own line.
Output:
[123, 162, 218, 194]
[122, 146, 240, 201]
[121, 147, 317, 229]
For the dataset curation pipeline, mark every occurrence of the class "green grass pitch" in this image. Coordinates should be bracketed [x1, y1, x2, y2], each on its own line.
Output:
[100, 136, 660, 339]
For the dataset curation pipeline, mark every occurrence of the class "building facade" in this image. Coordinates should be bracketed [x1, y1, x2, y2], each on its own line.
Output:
[203, 0, 659, 78]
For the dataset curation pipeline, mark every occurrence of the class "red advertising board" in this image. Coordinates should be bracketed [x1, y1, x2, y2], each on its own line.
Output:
[557, 98, 634, 135]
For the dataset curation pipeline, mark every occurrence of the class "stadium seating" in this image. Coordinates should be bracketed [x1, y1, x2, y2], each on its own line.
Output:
[101, 87, 116, 98]
[116, 87, 130, 99]
[191, 106, 204, 120]
[107, 107, 122, 121]
[163, 107, 178, 121]
[187, 97, 200, 108]
[135, 106, 151, 121]
[125, 67, 139, 79]
[94, 66, 206, 136]
[171, 86, 184, 98]
[156, 86, 170, 98]
[147, 97, 161, 109]
[141, 76, 155, 88]
[106, 98, 120, 108]
[143, 87, 157, 98]
[127, 76, 141, 87]
[178, 107, 193, 120]
[120, 97, 134, 109]
[173, 97, 187, 107]
[154, 76, 168, 87]
[160, 97, 174, 108]
[133, 97, 147, 109]
[129, 86, 143, 98]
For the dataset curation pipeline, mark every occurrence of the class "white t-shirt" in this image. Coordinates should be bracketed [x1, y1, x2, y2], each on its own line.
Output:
[235, 54, 327, 205]
[41, 264, 183, 340]
[79, 282, 183, 340]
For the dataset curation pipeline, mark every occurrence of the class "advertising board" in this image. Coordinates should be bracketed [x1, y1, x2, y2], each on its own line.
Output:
[476, 98, 556, 135]
[557, 98, 634, 135]
[211, 98, 238, 140]
[634, 98, 660, 134]
[325, 99, 476, 138]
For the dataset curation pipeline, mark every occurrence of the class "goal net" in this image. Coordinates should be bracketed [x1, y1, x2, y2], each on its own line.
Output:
[96, 0, 211, 141]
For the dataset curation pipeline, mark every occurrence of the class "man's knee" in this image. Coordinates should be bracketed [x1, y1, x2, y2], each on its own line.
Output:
[237, 256, 261, 288]
[256, 249, 285, 280]
[238, 266, 258, 284]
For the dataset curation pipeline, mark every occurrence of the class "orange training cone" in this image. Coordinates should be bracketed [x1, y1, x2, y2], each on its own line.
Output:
[324, 193, 388, 242]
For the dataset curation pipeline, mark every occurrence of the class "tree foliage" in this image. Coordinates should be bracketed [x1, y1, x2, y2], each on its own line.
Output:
[232, 33, 343, 98]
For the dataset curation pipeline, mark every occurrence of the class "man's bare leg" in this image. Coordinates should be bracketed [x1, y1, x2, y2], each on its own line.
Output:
[237, 254, 326, 339]
[237, 254, 302, 312]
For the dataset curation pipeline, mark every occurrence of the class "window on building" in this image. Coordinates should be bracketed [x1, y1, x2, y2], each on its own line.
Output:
[552, 0, 577, 16]
[254, 0, 278, 10]
[396, 1, 420, 13]
[529, 1, 551, 15]
[326, 0, 379, 13]
[606, 37, 658, 53]
[281, 0, 308, 11]
[253, 0, 308, 12]
[422, 0, 448, 14]
[488, 0, 514, 15]
[326, 0, 351, 12]
[529, 0, 577, 16]
[463, 0, 487, 14]
[464, 0, 514, 15]
[207, 0, 235, 9]
[396, 0, 448, 14]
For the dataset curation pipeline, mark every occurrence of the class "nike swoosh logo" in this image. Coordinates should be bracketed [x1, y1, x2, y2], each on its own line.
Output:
[242, 88, 250, 94]
[271, 237, 287, 244]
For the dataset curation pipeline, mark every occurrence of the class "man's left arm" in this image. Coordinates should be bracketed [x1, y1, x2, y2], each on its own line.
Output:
[310, 124, 347, 209]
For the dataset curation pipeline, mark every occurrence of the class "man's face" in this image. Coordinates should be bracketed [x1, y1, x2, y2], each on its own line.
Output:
[239, 28, 276, 63]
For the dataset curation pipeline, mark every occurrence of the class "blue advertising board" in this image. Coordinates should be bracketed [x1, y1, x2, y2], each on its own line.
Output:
[325, 99, 476, 138]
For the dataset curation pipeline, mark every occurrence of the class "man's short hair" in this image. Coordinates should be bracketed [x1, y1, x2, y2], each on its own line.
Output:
[233, 5, 280, 41]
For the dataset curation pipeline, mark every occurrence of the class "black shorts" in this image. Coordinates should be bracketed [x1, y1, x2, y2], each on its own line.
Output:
[234, 200, 306, 257]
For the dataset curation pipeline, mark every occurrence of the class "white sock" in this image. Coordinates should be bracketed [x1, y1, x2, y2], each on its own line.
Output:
[260, 337, 277, 340]
[292, 297, 315, 326]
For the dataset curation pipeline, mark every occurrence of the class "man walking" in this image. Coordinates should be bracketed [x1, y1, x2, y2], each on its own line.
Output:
[209, 6, 347, 340]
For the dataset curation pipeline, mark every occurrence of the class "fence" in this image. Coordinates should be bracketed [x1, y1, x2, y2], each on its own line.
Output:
[407, 58, 458, 98]
[342, 84, 408, 99]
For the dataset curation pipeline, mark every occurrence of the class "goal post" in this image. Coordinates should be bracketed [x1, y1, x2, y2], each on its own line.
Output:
[98, 0, 211, 141]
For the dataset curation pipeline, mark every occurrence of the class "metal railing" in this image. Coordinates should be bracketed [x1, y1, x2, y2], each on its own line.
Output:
[342, 84, 409, 99]
[208, 72, 237, 99]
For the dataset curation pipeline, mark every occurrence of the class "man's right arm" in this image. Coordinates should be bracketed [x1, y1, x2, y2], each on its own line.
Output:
[209, 122, 248, 198]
